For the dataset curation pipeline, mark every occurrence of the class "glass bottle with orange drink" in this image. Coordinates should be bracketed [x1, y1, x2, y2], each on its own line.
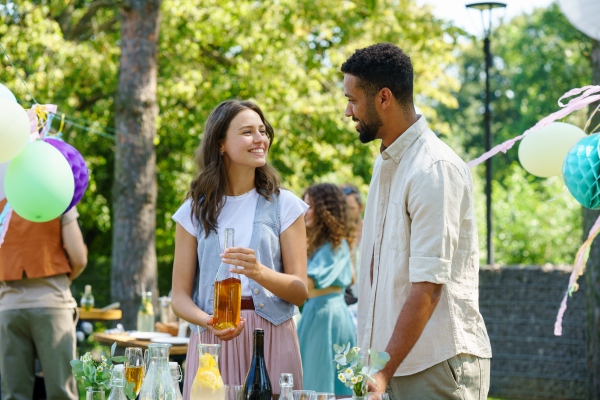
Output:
[213, 228, 241, 330]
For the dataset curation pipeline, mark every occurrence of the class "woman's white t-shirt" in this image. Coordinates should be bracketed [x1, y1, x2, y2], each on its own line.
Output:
[172, 189, 309, 297]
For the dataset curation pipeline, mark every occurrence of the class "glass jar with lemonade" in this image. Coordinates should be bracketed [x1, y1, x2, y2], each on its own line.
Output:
[190, 344, 225, 400]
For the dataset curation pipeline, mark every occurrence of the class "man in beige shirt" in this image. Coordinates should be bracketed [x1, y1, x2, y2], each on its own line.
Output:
[341, 43, 491, 399]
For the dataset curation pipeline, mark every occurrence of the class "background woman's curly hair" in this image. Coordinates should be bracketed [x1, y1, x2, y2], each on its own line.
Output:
[303, 183, 354, 257]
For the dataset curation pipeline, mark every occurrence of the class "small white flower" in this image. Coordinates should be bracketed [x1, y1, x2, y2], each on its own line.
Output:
[346, 368, 353, 375]
[101, 362, 107, 367]
[97, 366, 103, 372]
[101, 355, 107, 362]
[351, 377, 358, 384]
[338, 373, 346, 383]
[357, 376, 363, 382]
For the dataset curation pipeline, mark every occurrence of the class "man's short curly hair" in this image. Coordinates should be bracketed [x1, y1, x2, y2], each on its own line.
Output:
[341, 43, 413, 108]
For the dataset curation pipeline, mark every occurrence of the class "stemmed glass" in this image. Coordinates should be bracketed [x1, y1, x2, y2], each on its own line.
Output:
[225, 385, 244, 400]
[315, 393, 335, 400]
[368, 393, 389, 400]
[293, 390, 317, 400]
[124, 347, 144, 397]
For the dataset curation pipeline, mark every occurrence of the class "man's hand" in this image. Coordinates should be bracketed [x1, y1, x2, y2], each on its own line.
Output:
[366, 371, 389, 394]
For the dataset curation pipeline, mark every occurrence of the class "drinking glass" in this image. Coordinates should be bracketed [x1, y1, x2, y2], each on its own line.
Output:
[293, 390, 316, 400]
[368, 393, 389, 400]
[315, 393, 335, 400]
[124, 347, 144, 396]
[225, 385, 243, 400]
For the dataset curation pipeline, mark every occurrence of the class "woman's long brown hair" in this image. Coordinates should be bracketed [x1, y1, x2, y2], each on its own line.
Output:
[303, 183, 354, 257]
[186, 100, 281, 237]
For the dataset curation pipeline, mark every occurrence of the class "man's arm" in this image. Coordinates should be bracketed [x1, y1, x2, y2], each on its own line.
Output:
[62, 219, 88, 280]
[367, 282, 442, 392]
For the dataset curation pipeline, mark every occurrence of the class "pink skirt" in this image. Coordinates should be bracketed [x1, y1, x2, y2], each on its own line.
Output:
[183, 310, 303, 400]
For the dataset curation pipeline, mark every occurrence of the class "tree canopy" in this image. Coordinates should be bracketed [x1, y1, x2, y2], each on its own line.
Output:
[0, 0, 460, 301]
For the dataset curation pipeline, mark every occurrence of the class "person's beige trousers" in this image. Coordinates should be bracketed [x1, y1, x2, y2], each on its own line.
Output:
[387, 353, 491, 400]
[0, 308, 78, 400]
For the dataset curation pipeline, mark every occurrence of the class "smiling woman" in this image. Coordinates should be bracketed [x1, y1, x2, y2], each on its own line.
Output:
[169, 100, 310, 397]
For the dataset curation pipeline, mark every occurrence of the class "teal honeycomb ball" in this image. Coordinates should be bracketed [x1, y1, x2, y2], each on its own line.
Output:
[563, 134, 600, 209]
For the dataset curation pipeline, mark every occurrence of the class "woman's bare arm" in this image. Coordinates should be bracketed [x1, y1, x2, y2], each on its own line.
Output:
[171, 223, 245, 341]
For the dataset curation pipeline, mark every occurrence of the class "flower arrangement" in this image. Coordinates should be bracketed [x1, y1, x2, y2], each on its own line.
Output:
[334, 343, 390, 397]
[70, 342, 136, 399]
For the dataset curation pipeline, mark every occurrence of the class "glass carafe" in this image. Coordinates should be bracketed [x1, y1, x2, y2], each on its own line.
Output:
[190, 344, 225, 400]
[137, 291, 155, 332]
[140, 343, 177, 400]
[108, 365, 127, 400]
[213, 228, 241, 330]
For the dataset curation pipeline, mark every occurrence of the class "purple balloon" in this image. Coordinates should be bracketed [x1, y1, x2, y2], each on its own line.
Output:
[44, 138, 89, 213]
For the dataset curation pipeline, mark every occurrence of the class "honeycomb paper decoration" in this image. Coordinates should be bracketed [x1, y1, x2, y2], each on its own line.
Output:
[563, 134, 600, 209]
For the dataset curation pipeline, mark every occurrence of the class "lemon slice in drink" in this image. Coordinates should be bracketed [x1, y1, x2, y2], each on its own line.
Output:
[199, 371, 219, 388]
[199, 353, 217, 368]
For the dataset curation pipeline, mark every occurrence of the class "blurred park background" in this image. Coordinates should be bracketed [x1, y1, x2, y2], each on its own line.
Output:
[0, 0, 598, 398]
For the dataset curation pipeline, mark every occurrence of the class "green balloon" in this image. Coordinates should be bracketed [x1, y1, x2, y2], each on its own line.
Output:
[5, 141, 75, 222]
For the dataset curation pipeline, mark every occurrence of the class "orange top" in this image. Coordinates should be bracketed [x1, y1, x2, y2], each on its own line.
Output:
[0, 199, 71, 281]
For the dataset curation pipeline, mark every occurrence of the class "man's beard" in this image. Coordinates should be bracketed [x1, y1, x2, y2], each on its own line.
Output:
[354, 101, 383, 144]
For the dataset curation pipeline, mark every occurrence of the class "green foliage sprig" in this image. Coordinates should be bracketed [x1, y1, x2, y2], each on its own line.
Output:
[333, 343, 390, 396]
[70, 342, 136, 399]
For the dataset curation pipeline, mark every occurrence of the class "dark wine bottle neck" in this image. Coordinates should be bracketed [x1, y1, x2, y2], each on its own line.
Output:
[253, 334, 264, 356]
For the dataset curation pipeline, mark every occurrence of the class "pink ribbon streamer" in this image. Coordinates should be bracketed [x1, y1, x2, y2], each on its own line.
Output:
[467, 85, 600, 168]
[554, 213, 600, 336]
[0, 205, 13, 249]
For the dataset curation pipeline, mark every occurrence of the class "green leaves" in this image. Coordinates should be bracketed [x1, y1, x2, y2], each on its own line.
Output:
[111, 356, 128, 363]
[333, 345, 389, 396]
[111, 342, 117, 358]
[124, 382, 136, 399]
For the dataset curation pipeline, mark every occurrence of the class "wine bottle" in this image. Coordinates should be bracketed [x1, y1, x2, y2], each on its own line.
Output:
[243, 329, 272, 400]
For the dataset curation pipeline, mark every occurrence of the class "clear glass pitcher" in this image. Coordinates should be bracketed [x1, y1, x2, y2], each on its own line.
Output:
[190, 344, 225, 400]
[140, 343, 178, 400]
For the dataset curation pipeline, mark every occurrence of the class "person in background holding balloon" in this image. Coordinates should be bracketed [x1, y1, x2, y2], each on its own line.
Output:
[170, 100, 308, 398]
[0, 200, 88, 400]
[0, 103, 89, 400]
[297, 183, 355, 396]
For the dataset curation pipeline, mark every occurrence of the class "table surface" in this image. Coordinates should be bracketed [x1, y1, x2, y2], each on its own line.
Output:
[78, 308, 122, 321]
[92, 332, 189, 356]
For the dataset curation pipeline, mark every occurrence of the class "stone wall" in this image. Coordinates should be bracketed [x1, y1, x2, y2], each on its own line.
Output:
[479, 265, 588, 400]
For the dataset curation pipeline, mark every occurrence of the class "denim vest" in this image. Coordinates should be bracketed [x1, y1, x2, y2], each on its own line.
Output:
[190, 192, 298, 334]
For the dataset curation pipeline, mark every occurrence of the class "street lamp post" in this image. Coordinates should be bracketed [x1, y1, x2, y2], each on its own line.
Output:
[466, 2, 506, 266]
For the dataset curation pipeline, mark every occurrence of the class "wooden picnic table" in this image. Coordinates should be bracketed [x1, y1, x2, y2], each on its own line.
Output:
[92, 332, 189, 356]
[78, 307, 122, 321]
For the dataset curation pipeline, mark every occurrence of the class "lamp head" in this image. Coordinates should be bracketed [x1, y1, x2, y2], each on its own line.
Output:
[466, 2, 507, 10]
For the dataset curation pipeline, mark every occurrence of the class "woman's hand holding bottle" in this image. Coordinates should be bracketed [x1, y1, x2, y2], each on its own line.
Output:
[205, 316, 246, 341]
[221, 247, 265, 280]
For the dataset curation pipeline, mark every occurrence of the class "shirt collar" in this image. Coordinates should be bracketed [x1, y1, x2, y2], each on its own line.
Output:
[381, 115, 428, 163]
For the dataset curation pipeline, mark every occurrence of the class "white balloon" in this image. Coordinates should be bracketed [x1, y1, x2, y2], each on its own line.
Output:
[558, 0, 600, 41]
[0, 83, 16, 103]
[0, 99, 30, 163]
[0, 161, 8, 201]
[518, 122, 586, 178]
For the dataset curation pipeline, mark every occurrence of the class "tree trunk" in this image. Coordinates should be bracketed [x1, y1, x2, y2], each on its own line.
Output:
[112, 0, 161, 329]
[584, 38, 600, 400]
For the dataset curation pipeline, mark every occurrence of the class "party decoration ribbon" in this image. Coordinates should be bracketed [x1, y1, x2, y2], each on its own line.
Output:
[27, 104, 57, 140]
[467, 85, 600, 168]
[554, 213, 600, 336]
[0, 202, 13, 249]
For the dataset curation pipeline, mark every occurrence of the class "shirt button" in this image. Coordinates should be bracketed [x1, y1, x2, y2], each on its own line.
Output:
[395, 157, 399, 161]
[254, 288, 259, 295]
[258, 303, 264, 309]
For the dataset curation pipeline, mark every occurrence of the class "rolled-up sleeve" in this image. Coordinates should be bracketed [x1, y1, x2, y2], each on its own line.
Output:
[407, 161, 470, 284]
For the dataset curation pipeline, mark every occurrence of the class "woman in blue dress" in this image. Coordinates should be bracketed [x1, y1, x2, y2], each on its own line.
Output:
[298, 183, 356, 396]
